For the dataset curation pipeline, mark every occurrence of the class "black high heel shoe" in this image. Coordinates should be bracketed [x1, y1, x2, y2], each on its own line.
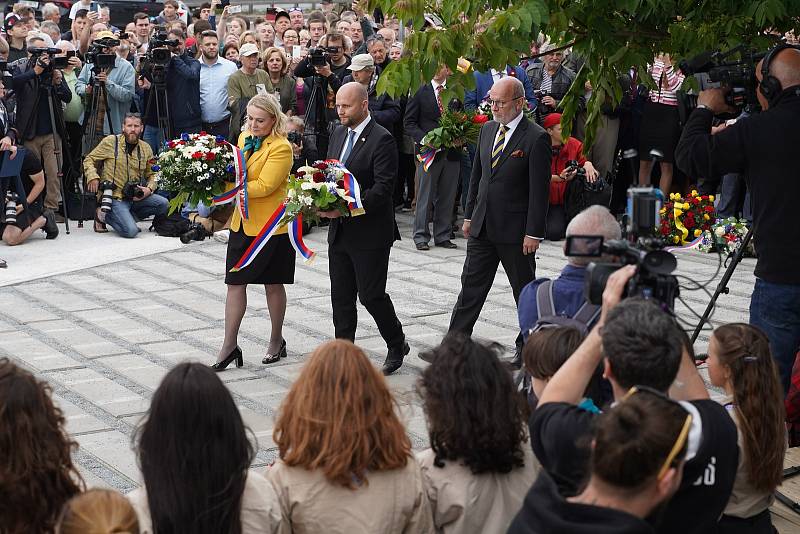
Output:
[262, 339, 287, 365]
[211, 346, 243, 372]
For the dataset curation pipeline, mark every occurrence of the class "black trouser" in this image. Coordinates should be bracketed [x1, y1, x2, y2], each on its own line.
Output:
[449, 232, 536, 349]
[394, 152, 415, 206]
[328, 238, 405, 350]
[62, 120, 83, 191]
[202, 118, 230, 141]
[717, 510, 775, 534]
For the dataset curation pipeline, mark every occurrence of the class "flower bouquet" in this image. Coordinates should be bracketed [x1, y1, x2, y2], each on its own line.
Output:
[280, 159, 365, 227]
[418, 109, 488, 170]
[658, 190, 716, 245]
[698, 217, 755, 256]
[154, 132, 236, 214]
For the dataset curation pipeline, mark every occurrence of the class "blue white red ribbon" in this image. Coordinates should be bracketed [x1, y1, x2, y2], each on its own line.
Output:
[340, 168, 365, 216]
[665, 235, 704, 252]
[416, 147, 439, 172]
[287, 213, 315, 263]
[212, 143, 249, 220]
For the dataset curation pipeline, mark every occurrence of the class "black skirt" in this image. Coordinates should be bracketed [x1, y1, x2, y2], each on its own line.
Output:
[225, 229, 296, 285]
[638, 100, 681, 163]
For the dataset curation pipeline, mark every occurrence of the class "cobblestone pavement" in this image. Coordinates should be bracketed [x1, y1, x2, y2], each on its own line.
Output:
[0, 213, 756, 491]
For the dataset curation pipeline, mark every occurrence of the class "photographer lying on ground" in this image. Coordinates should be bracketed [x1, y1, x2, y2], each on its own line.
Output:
[83, 113, 168, 237]
[528, 265, 738, 534]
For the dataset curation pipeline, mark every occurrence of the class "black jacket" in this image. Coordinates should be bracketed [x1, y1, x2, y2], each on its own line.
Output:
[142, 53, 201, 135]
[326, 118, 399, 249]
[10, 58, 71, 140]
[675, 87, 800, 285]
[466, 117, 551, 243]
[294, 55, 351, 126]
[403, 82, 462, 153]
[526, 62, 585, 114]
[341, 74, 401, 134]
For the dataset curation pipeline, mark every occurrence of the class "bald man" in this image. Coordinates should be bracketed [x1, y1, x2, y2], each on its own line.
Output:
[675, 44, 800, 395]
[320, 82, 409, 375]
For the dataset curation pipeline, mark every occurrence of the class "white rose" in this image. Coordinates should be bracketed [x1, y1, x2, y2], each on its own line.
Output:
[714, 226, 725, 237]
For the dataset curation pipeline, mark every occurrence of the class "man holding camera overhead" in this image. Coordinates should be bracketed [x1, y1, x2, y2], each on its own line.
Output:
[76, 31, 135, 142]
[10, 34, 72, 218]
[83, 113, 168, 237]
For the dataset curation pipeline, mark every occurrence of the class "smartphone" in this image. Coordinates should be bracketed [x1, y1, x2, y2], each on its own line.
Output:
[227, 4, 242, 14]
[292, 45, 301, 58]
[90, 2, 99, 12]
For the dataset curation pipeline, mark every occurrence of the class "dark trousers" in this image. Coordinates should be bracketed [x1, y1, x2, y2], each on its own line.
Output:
[394, 152, 416, 206]
[63, 120, 83, 190]
[449, 233, 536, 348]
[202, 118, 230, 140]
[717, 509, 775, 534]
[329, 240, 405, 350]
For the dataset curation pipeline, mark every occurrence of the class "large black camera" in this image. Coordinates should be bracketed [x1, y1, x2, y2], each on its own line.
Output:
[28, 47, 61, 73]
[287, 131, 302, 145]
[86, 37, 119, 71]
[309, 46, 337, 67]
[121, 180, 146, 201]
[565, 186, 679, 311]
[565, 159, 587, 179]
[180, 222, 210, 244]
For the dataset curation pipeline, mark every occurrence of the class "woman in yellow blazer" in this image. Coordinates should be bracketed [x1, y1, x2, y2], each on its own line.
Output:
[213, 93, 295, 371]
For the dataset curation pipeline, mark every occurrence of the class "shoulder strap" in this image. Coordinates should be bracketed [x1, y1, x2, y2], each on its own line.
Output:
[573, 301, 601, 327]
[535, 279, 556, 318]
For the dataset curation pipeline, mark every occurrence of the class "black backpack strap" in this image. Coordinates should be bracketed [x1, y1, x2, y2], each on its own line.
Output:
[535, 279, 556, 319]
[573, 301, 601, 328]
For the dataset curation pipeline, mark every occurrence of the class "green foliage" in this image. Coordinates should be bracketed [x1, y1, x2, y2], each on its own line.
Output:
[373, 0, 799, 147]
[422, 109, 487, 149]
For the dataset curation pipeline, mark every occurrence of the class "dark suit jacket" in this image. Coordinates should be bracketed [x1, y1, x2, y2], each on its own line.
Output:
[465, 117, 551, 244]
[326, 117, 400, 249]
[404, 82, 463, 155]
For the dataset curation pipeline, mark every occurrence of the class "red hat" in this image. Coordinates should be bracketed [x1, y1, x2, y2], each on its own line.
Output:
[542, 113, 562, 130]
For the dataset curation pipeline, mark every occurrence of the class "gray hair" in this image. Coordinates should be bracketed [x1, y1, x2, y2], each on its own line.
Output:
[541, 42, 562, 55]
[565, 205, 622, 266]
[41, 2, 59, 17]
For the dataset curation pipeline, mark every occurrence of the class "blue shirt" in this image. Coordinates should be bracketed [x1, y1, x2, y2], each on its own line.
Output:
[518, 264, 589, 341]
[199, 56, 238, 123]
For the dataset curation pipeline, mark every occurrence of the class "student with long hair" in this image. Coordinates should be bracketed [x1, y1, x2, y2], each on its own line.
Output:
[707, 323, 787, 533]
[269, 340, 433, 533]
[0, 358, 84, 534]
[416, 334, 537, 533]
[57, 489, 139, 534]
[510, 389, 691, 533]
[129, 362, 283, 533]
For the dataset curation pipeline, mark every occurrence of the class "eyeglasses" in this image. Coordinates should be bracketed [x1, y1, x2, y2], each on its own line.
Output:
[621, 385, 693, 480]
[486, 96, 523, 108]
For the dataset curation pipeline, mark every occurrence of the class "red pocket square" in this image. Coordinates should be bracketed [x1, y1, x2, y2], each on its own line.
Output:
[511, 150, 525, 158]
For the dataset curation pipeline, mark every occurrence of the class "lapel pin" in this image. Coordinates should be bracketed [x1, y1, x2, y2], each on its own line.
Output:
[361, 137, 366, 142]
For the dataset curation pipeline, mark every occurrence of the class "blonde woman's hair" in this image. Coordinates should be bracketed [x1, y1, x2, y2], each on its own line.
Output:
[261, 46, 289, 75]
[238, 30, 258, 48]
[246, 93, 287, 138]
[57, 489, 139, 534]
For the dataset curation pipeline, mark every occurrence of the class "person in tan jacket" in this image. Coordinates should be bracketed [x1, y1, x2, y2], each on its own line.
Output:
[267, 339, 434, 534]
[415, 334, 539, 533]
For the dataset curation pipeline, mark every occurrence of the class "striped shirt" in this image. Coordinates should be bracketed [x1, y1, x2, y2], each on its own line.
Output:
[648, 59, 685, 106]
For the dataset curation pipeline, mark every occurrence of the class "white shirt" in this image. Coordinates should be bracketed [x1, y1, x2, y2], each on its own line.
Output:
[69, 0, 91, 19]
[339, 113, 372, 161]
[490, 68, 506, 84]
[199, 55, 238, 123]
[492, 110, 524, 153]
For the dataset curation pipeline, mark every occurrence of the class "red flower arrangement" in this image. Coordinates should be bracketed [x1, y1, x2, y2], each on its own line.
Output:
[659, 190, 716, 245]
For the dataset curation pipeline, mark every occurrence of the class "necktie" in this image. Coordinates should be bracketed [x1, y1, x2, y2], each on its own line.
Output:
[341, 129, 356, 164]
[491, 124, 506, 169]
[243, 135, 263, 154]
[435, 84, 444, 113]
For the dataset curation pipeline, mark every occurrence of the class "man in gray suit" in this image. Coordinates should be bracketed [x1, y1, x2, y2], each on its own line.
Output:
[448, 77, 551, 366]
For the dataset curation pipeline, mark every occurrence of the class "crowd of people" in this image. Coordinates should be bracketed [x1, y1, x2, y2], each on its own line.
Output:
[0, 1, 799, 533]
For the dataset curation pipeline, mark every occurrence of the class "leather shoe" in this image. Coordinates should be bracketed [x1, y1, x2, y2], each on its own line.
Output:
[43, 210, 59, 240]
[435, 240, 457, 249]
[415, 242, 430, 251]
[382, 341, 410, 375]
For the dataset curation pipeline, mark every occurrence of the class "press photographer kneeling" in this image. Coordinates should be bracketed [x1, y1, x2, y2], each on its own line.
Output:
[1, 147, 59, 245]
[83, 113, 168, 237]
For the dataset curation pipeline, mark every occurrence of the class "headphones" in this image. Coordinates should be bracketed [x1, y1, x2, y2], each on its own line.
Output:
[759, 43, 799, 103]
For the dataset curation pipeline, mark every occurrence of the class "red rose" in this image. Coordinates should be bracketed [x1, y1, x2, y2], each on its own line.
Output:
[314, 162, 328, 170]
[167, 141, 176, 148]
[205, 152, 215, 161]
[192, 152, 203, 159]
[702, 223, 710, 230]
[692, 197, 700, 205]
[472, 114, 489, 124]
[660, 227, 669, 236]
[200, 131, 208, 136]
[296, 170, 306, 177]
[336, 179, 345, 189]
[704, 205, 714, 212]
[684, 219, 694, 229]
[312, 172, 325, 183]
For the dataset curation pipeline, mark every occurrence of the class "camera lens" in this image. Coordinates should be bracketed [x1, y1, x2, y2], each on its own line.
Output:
[4, 192, 18, 225]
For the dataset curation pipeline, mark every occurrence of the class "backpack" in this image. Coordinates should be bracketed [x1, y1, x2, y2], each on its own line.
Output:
[150, 211, 190, 237]
[529, 279, 601, 337]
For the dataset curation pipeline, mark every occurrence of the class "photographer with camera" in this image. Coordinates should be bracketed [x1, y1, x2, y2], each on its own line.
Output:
[83, 113, 168, 237]
[530, 265, 738, 534]
[675, 44, 800, 395]
[541, 113, 599, 241]
[1, 149, 59, 244]
[76, 32, 135, 140]
[526, 44, 583, 120]
[10, 35, 72, 219]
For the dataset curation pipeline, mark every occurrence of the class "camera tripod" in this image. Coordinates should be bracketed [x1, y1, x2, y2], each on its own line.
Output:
[42, 82, 71, 234]
[144, 70, 173, 148]
[302, 74, 329, 159]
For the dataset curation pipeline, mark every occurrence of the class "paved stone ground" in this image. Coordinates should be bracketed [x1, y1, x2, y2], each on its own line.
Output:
[0, 212, 756, 492]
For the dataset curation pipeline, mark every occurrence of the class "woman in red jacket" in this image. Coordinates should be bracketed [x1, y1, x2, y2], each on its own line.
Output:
[542, 113, 598, 241]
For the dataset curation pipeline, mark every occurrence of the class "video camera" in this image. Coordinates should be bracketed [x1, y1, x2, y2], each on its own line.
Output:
[28, 47, 61, 73]
[679, 45, 770, 118]
[308, 46, 338, 67]
[565, 187, 680, 311]
[139, 30, 179, 83]
[86, 37, 119, 71]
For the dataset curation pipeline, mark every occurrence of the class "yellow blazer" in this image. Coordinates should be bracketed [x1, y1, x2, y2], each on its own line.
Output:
[230, 130, 293, 236]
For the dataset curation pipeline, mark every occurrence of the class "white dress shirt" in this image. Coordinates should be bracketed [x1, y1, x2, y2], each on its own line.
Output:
[339, 113, 372, 161]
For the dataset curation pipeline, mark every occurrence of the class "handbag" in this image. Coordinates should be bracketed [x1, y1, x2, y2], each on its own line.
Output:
[565, 173, 613, 223]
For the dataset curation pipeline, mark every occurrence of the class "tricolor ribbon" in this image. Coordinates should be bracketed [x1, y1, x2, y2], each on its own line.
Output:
[212, 143, 249, 220]
[287, 213, 316, 263]
[340, 169, 365, 216]
[666, 235, 704, 252]
[416, 146, 439, 172]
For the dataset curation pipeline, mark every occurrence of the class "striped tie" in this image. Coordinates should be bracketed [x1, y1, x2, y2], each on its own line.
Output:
[491, 124, 506, 169]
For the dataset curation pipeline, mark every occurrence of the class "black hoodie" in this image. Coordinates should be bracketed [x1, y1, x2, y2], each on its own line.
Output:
[507, 471, 655, 534]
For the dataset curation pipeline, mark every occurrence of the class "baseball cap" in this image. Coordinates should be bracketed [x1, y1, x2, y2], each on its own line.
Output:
[4, 13, 22, 33]
[274, 10, 290, 21]
[96, 30, 117, 40]
[239, 43, 260, 57]
[347, 53, 374, 71]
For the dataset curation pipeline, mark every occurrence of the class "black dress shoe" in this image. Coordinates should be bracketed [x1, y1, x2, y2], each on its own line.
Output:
[382, 342, 410, 375]
[262, 339, 287, 364]
[43, 210, 59, 240]
[415, 242, 430, 251]
[211, 346, 243, 372]
[435, 240, 457, 249]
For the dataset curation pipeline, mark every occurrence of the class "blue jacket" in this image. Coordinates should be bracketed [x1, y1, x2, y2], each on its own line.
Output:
[464, 66, 538, 110]
[518, 264, 590, 341]
[142, 53, 201, 134]
[76, 56, 135, 135]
